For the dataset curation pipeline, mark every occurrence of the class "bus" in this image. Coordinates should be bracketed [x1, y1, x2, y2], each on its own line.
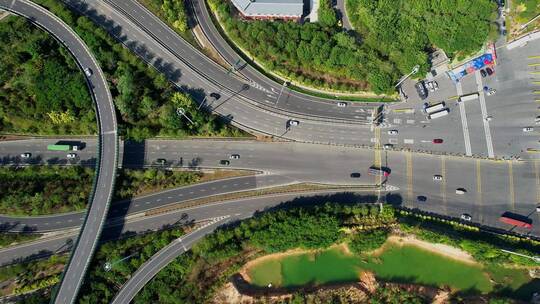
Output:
[47, 144, 79, 151]
[499, 213, 533, 229]
[424, 102, 446, 114]
[458, 93, 479, 103]
[368, 166, 390, 177]
[427, 108, 450, 120]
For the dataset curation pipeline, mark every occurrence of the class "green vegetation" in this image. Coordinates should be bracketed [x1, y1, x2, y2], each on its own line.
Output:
[0, 166, 94, 216]
[348, 229, 388, 253]
[78, 228, 185, 303]
[248, 244, 492, 292]
[204, 0, 496, 94]
[5, 203, 540, 302]
[347, 0, 498, 66]
[0, 254, 67, 297]
[0, 16, 95, 135]
[141, 0, 189, 34]
[0, 233, 41, 248]
[0, 166, 204, 216]
[1, 0, 242, 140]
[318, 0, 338, 28]
[510, 0, 540, 34]
[114, 168, 202, 200]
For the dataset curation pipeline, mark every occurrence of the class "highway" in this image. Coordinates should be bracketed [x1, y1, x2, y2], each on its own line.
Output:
[110, 215, 232, 304]
[1, 139, 539, 238]
[0, 190, 380, 265]
[0, 1, 118, 303]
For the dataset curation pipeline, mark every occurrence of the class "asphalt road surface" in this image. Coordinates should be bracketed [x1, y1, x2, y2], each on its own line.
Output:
[0, 1, 119, 303]
[1, 139, 539, 238]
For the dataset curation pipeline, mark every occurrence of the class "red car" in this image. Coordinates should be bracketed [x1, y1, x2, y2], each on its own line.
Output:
[432, 139, 443, 144]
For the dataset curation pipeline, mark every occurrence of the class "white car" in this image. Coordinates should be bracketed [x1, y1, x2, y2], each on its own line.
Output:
[383, 144, 393, 149]
[455, 188, 467, 195]
[426, 81, 435, 92]
[523, 127, 534, 132]
[229, 154, 240, 159]
[433, 175, 443, 181]
[84, 68, 92, 77]
[67, 153, 77, 159]
[536, 205, 540, 213]
[432, 81, 439, 91]
[535, 116, 540, 124]
[460, 214, 472, 221]
[289, 120, 299, 127]
[388, 130, 398, 135]
[337, 102, 347, 108]
[484, 116, 493, 122]
[486, 88, 496, 96]
[20, 153, 31, 159]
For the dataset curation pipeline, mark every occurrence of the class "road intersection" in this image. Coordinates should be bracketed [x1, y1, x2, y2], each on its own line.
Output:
[0, 0, 539, 302]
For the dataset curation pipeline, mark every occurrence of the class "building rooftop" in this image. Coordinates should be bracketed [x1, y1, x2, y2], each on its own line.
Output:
[231, 0, 304, 18]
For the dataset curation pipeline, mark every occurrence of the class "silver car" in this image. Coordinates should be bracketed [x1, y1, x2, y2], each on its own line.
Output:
[460, 214, 472, 221]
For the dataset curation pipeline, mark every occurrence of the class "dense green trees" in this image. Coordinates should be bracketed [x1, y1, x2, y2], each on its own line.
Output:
[206, 0, 496, 93]
[0, 17, 94, 135]
[142, 0, 189, 33]
[0, 166, 204, 216]
[0, 0, 241, 140]
[349, 229, 389, 253]
[348, 0, 497, 73]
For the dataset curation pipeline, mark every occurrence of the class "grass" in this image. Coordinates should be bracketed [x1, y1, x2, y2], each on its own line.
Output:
[248, 243, 494, 293]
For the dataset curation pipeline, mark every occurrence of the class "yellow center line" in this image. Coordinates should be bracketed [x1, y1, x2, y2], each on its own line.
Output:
[476, 160, 483, 222]
[441, 156, 447, 214]
[508, 161, 515, 211]
[406, 151, 413, 206]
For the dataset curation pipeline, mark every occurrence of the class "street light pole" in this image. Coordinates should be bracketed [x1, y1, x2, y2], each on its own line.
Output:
[176, 107, 194, 125]
[395, 65, 420, 88]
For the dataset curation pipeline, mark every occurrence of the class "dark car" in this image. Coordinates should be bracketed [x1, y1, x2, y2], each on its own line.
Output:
[415, 81, 428, 100]
[417, 195, 427, 202]
[432, 138, 444, 144]
[486, 67, 494, 76]
[219, 160, 230, 166]
[156, 158, 167, 165]
[350, 172, 361, 178]
[210, 92, 221, 100]
[480, 69, 487, 77]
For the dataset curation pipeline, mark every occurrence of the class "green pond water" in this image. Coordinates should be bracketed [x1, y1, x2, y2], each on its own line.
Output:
[248, 244, 493, 293]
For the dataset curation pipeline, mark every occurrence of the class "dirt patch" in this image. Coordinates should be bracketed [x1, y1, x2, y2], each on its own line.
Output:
[385, 235, 477, 265]
[198, 169, 256, 182]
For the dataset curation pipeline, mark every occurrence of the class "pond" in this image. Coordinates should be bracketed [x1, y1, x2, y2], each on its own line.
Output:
[247, 243, 493, 293]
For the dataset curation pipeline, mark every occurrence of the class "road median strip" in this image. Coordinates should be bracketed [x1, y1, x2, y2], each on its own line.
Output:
[144, 183, 380, 217]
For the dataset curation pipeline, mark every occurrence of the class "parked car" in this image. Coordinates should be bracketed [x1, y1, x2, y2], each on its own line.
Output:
[84, 68, 92, 77]
[219, 160, 230, 166]
[67, 153, 77, 159]
[480, 69, 487, 77]
[156, 158, 166, 165]
[20, 153, 31, 159]
[536, 205, 540, 213]
[426, 81, 435, 92]
[455, 188, 467, 195]
[337, 102, 347, 108]
[486, 67, 494, 76]
[383, 144, 394, 149]
[388, 130, 398, 135]
[350, 172, 361, 178]
[417, 195, 427, 202]
[433, 175, 443, 181]
[229, 154, 240, 159]
[460, 213, 472, 221]
[523, 127, 534, 132]
[535, 116, 540, 124]
[484, 116, 493, 121]
[415, 81, 428, 100]
[432, 81, 439, 91]
[432, 138, 444, 144]
[288, 120, 299, 127]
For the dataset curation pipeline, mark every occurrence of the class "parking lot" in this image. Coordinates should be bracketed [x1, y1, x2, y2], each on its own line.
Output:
[386, 39, 540, 160]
